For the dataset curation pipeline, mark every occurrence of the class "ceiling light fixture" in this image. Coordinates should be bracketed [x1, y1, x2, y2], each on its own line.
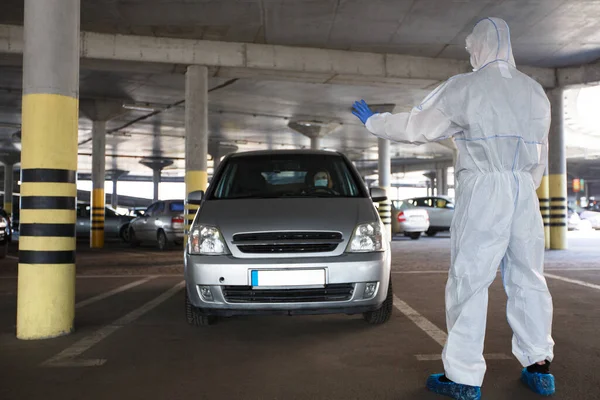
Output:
[122, 104, 159, 112]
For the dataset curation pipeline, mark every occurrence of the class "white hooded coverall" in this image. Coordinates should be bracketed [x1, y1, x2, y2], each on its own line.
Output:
[365, 17, 555, 387]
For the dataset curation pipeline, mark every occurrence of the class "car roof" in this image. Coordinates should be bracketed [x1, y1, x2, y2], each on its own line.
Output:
[227, 149, 343, 158]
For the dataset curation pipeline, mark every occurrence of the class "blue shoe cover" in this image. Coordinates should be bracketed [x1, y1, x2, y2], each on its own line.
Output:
[521, 368, 555, 396]
[426, 374, 482, 400]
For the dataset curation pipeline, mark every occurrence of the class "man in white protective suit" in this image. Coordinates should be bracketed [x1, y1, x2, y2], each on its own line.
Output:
[352, 17, 555, 400]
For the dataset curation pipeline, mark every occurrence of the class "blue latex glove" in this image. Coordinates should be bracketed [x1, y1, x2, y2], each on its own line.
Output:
[352, 100, 375, 125]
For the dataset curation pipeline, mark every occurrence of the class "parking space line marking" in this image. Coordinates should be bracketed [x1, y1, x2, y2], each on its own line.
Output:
[393, 295, 447, 347]
[75, 276, 157, 309]
[544, 273, 600, 291]
[416, 353, 512, 361]
[41, 280, 184, 367]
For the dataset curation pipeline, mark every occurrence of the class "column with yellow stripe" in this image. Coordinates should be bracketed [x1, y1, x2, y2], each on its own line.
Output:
[184, 65, 209, 243]
[16, 0, 80, 340]
[91, 120, 106, 248]
[536, 168, 551, 249]
[547, 89, 567, 250]
[3, 162, 14, 218]
[378, 138, 392, 241]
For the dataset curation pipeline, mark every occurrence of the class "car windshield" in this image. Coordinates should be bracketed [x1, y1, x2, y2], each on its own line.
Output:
[210, 154, 364, 199]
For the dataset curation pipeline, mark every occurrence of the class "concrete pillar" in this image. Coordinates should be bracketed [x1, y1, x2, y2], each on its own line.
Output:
[377, 138, 392, 240]
[91, 120, 106, 248]
[536, 167, 551, 249]
[140, 159, 174, 203]
[548, 89, 567, 250]
[424, 171, 437, 196]
[185, 65, 209, 241]
[437, 167, 449, 196]
[80, 100, 124, 249]
[107, 169, 127, 208]
[287, 121, 340, 150]
[3, 163, 14, 217]
[17, 0, 80, 340]
[209, 143, 238, 174]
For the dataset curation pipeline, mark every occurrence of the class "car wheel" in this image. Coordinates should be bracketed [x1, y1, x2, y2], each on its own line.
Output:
[408, 232, 421, 240]
[157, 230, 169, 251]
[185, 290, 217, 327]
[426, 229, 437, 237]
[363, 278, 393, 325]
[120, 225, 130, 243]
[0, 242, 7, 259]
[129, 227, 140, 247]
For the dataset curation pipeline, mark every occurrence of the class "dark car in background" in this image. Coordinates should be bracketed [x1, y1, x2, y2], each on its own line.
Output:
[76, 204, 135, 241]
[129, 200, 185, 250]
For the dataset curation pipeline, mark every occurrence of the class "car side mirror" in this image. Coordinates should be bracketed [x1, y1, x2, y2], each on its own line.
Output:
[188, 190, 205, 206]
[370, 187, 387, 203]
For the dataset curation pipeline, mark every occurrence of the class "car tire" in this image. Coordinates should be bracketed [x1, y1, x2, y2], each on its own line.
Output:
[363, 278, 393, 325]
[157, 230, 169, 251]
[408, 232, 421, 240]
[119, 225, 130, 243]
[185, 290, 217, 327]
[426, 229, 438, 237]
[129, 227, 140, 247]
[0, 242, 7, 259]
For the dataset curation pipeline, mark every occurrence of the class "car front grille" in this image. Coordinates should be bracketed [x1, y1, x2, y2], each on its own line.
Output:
[222, 284, 354, 303]
[232, 231, 343, 254]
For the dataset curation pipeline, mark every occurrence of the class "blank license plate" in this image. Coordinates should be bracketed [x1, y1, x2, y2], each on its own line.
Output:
[251, 269, 325, 287]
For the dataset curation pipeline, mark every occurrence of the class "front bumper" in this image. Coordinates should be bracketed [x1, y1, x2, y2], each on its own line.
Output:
[185, 251, 391, 316]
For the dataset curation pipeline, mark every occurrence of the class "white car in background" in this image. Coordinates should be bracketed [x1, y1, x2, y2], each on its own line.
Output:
[575, 206, 600, 230]
[391, 200, 430, 240]
[405, 196, 454, 236]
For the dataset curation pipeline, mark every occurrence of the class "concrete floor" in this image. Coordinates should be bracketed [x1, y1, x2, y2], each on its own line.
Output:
[0, 232, 599, 399]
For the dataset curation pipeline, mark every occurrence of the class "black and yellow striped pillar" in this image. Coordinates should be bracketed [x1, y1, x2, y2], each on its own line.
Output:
[91, 120, 106, 248]
[378, 138, 392, 241]
[184, 65, 209, 242]
[378, 195, 393, 240]
[16, 0, 79, 339]
[547, 89, 567, 250]
[536, 168, 550, 249]
[3, 163, 14, 218]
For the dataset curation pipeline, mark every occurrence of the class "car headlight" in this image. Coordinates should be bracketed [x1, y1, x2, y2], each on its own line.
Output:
[0, 217, 6, 229]
[347, 221, 386, 253]
[188, 225, 228, 255]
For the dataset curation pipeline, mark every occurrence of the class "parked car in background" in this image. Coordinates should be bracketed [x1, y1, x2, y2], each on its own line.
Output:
[0, 208, 12, 243]
[575, 206, 600, 230]
[391, 200, 430, 240]
[405, 196, 454, 236]
[129, 200, 185, 250]
[76, 204, 134, 241]
[0, 213, 9, 258]
[184, 150, 392, 326]
[567, 207, 583, 231]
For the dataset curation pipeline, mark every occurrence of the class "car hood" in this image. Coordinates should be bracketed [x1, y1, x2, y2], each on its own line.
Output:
[197, 197, 378, 258]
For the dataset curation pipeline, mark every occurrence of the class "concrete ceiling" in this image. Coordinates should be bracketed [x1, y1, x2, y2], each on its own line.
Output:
[1, 0, 600, 179]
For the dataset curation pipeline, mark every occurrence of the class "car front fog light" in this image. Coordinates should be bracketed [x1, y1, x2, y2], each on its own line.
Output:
[363, 282, 377, 299]
[199, 286, 214, 301]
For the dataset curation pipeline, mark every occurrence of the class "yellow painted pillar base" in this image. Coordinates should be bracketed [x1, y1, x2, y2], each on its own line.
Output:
[536, 175, 550, 249]
[549, 174, 567, 250]
[4, 201, 12, 215]
[91, 188, 105, 248]
[185, 170, 208, 244]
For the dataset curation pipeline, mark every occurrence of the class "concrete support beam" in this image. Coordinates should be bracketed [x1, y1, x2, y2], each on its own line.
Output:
[3, 163, 14, 216]
[378, 138, 392, 240]
[107, 169, 128, 208]
[0, 24, 556, 88]
[557, 62, 600, 88]
[185, 65, 209, 240]
[209, 143, 238, 174]
[17, 0, 80, 340]
[547, 89, 567, 250]
[288, 121, 341, 150]
[140, 159, 174, 202]
[80, 100, 125, 249]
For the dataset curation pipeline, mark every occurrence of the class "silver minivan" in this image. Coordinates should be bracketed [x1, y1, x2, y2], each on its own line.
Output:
[184, 150, 392, 326]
